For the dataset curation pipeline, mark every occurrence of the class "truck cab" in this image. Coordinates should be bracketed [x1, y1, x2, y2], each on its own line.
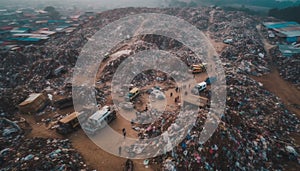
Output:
[82, 106, 116, 135]
[125, 87, 140, 101]
[191, 82, 207, 95]
[56, 112, 81, 135]
[191, 63, 207, 74]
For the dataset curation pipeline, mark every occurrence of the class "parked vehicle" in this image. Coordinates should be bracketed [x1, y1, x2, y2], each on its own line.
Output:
[82, 106, 116, 135]
[56, 112, 82, 135]
[45, 65, 66, 79]
[191, 82, 207, 94]
[104, 52, 110, 60]
[125, 87, 140, 101]
[205, 76, 217, 85]
[191, 63, 207, 74]
[53, 96, 73, 109]
[223, 38, 233, 44]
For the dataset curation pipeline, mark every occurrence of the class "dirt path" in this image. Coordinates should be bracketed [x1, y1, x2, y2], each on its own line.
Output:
[22, 112, 153, 170]
[252, 70, 300, 118]
[254, 24, 300, 117]
[256, 24, 276, 52]
[252, 69, 300, 145]
[252, 25, 300, 145]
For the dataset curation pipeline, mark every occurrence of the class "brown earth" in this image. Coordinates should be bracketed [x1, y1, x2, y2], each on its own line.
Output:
[22, 110, 154, 171]
[252, 69, 300, 145]
[21, 69, 209, 171]
[252, 24, 300, 145]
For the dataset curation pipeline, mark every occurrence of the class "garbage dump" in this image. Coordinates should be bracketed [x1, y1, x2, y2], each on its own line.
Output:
[259, 22, 300, 89]
[0, 118, 89, 170]
[156, 70, 299, 170]
[270, 47, 300, 89]
[0, 6, 299, 171]
[209, 10, 270, 76]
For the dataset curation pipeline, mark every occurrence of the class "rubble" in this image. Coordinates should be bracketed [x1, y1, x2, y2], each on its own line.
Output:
[271, 47, 300, 89]
[260, 22, 300, 88]
[0, 118, 89, 170]
[277, 54, 300, 89]
[208, 10, 271, 76]
[157, 71, 300, 170]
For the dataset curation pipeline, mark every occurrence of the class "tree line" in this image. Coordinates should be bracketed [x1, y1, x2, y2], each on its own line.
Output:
[269, 5, 300, 23]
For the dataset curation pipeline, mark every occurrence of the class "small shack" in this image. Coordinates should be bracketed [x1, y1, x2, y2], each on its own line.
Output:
[18, 93, 48, 114]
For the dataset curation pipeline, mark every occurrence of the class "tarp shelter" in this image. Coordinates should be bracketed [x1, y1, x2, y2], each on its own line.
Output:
[263, 22, 300, 43]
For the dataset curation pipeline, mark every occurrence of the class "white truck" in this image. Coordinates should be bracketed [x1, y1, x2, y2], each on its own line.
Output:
[191, 81, 207, 95]
[82, 106, 116, 135]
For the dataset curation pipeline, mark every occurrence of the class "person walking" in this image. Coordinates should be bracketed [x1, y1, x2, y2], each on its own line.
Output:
[122, 128, 126, 139]
[119, 146, 122, 156]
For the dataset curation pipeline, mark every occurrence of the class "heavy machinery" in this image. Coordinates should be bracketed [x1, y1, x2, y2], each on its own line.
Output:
[56, 112, 81, 135]
[191, 63, 207, 74]
[53, 96, 73, 110]
[82, 106, 116, 135]
[191, 81, 207, 95]
[125, 87, 140, 101]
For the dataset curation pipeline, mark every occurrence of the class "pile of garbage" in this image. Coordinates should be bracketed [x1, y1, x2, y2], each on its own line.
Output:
[0, 6, 299, 170]
[258, 22, 300, 88]
[209, 9, 270, 76]
[277, 54, 300, 89]
[271, 47, 300, 89]
[0, 7, 266, 114]
[0, 118, 89, 170]
[158, 70, 300, 170]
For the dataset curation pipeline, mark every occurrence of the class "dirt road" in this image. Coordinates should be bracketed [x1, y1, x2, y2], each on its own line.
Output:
[252, 25, 300, 145]
[253, 24, 300, 118]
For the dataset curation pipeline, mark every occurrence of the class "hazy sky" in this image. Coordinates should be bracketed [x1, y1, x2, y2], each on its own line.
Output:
[0, 0, 298, 10]
[0, 0, 170, 10]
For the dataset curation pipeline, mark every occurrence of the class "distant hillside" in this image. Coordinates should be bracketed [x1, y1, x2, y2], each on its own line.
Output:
[268, 5, 300, 23]
[200, 0, 300, 8]
[168, 0, 300, 9]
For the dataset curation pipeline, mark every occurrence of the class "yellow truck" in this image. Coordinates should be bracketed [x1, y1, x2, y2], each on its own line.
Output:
[191, 63, 207, 74]
[125, 87, 140, 101]
[56, 112, 81, 135]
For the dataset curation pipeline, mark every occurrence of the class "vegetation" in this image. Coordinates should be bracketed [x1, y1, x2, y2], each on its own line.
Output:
[196, 0, 300, 8]
[222, 6, 266, 16]
[269, 5, 300, 23]
[168, 0, 300, 9]
[44, 6, 60, 19]
[168, 0, 198, 7]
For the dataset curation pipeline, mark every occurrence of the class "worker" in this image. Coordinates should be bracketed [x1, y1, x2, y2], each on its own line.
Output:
[119, 146, 122, 156]
[122, 128, 126, 138]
